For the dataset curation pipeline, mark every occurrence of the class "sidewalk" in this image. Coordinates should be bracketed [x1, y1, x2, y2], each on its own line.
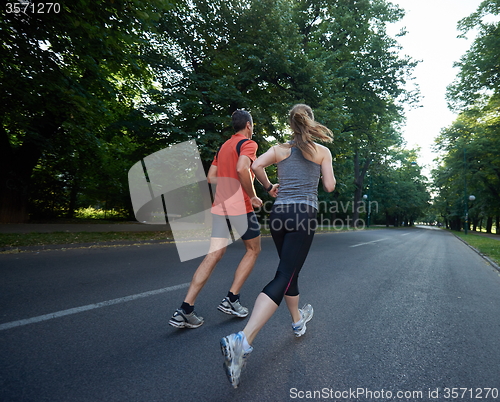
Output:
[0, 222, 170, 234]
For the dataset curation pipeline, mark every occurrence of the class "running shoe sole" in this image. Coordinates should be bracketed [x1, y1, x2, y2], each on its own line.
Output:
[168, 319, 203, 329]
[220, 336, 239, 388]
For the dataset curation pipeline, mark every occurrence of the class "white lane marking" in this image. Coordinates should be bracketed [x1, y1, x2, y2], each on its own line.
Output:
[349, 238, 388, 248]
[0, 282, 190, 331]
[401, 233, 411, 236]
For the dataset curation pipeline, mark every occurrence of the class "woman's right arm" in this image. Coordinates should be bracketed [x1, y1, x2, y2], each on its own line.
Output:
[251, 147, 279, 197]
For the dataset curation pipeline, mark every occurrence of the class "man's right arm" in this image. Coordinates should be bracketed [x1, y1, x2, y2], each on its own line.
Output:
[207, 165, 218, 185]
[236, 155, 262, 208]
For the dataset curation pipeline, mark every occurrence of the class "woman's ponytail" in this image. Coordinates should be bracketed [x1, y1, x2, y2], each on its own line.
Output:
[289, 104, 333, 156]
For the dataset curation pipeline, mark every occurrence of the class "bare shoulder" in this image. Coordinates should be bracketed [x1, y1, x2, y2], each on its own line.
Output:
[274, 143, 291, 162]
[314, 143, 330, 152]
[313, 143, 332, 160]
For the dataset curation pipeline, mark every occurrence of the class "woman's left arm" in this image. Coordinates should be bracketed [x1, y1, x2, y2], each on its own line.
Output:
[251, 147, 279, 197]
[320, 148, 336, 193]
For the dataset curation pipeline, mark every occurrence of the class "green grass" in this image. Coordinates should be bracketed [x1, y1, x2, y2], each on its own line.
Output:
[453, 232, 500, 266]
[0, 231, 173, 249]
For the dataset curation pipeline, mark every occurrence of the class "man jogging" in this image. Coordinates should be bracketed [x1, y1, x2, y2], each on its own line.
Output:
[169, 109, 274, 329]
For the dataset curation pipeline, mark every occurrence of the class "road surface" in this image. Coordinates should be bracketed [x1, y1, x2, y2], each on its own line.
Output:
[1, 227, 499, 401]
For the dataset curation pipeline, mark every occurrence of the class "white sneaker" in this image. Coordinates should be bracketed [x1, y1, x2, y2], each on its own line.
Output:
[220, 331, 253, 388]
[292, 304, 313, 337]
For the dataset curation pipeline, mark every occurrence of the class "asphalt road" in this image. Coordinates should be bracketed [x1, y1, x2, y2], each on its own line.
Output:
[1, 227, 500, 402]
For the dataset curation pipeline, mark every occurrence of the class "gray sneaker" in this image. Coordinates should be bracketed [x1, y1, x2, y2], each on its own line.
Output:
[168, 308, 204, 329]
[217, 297, 249, 317]
[220, 332, 253, 388]
[292, 304, 314, 337]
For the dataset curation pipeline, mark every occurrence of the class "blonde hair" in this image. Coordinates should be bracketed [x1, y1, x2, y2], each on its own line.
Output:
[288, 104, 333, 156]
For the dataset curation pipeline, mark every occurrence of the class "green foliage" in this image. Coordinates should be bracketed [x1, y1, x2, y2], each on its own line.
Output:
[447, 0, 500, 110]
[0, 0, 174, 222]
[365, 148, 430, 226]
[74, 207, 128, 220]
[435, 1, 500, 232]
[433, 98, 500, 231]
[1, 0, 421, 223]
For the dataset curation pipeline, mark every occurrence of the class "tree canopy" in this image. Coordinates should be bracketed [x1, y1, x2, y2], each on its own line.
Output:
[1, 0, 427, 225]
[433, 0, 500, 233]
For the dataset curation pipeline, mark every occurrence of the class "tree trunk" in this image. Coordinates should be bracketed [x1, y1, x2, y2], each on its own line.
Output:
[65, 179, 80, 219]
[352, 151, 370, 227]
[0, 142, 40, 223]
[0, 185, 29, 223]
[0, 113, 61, 223]
[486, 216, 493, 234]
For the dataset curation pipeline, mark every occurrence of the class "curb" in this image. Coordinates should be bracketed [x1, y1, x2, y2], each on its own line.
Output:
[453, 234, 500, 273]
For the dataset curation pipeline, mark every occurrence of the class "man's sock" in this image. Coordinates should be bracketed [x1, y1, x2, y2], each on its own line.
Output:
[227, 291, 239, 303]
[181, 302, 194, 314]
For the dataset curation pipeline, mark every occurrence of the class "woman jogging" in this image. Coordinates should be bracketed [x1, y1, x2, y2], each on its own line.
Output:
[220, 104, 336, 388]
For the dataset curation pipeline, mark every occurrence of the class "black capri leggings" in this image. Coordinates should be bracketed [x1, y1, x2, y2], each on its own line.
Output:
[262, 203, 317, 306]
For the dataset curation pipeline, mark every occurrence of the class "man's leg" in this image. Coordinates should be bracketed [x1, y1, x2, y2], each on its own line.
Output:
[169, 237, 228, 328]
[184, 237, 228, 305]
[217, 235, 260, 317]
[229, 234, 261, 295]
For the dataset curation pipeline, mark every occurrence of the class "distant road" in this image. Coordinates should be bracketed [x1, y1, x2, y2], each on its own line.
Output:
[1, 227, 499, 401]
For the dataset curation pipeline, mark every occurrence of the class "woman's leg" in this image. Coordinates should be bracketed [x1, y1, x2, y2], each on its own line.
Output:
[262, 223, 316, 306]
[242, 207, 316, 344]
[242, 293, 278, 344]
[284, 294, 301, 323]
[269, 206, 317, 323]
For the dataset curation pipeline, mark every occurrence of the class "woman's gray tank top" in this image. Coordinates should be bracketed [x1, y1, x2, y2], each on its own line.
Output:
[274, 146, 321, 210]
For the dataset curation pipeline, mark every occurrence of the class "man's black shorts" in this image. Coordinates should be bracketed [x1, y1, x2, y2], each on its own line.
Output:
[211, 212, 260, 240]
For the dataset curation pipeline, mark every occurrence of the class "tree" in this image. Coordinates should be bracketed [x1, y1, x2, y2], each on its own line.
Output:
[1, 0, 421, 222]
[438, 0, 500, 233]
[335, 1, 419, 225]
[0, 0, 173, 222]
[364, 148, 429, 227]
[447, 0, 500, 110]
[151, 0, 418, 215]
[433, 100, 500, 232]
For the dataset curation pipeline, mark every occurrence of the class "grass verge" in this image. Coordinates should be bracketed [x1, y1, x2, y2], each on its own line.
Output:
[453, 232, 500, 266]
[0, 231, 173, 249]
